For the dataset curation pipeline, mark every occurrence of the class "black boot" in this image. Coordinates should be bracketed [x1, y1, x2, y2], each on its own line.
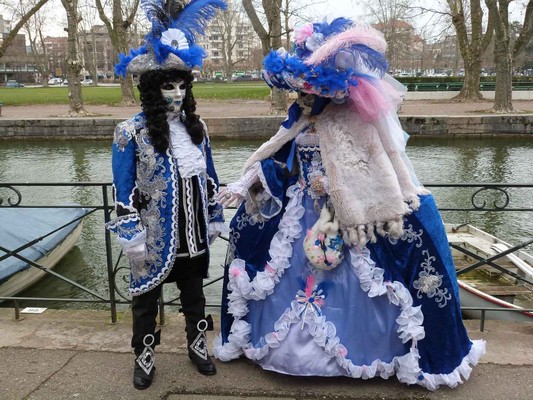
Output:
[133, 331, 160, 389]
[186, 315, 217, 375]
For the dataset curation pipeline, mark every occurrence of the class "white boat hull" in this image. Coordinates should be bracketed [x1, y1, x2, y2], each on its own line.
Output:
[446, 223, 533, 323]
[458, 280, 533, 323]
[0, 222, 83, 298]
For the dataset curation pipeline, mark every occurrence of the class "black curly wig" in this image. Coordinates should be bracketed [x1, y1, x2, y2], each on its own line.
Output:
[138, 69, 204, 152]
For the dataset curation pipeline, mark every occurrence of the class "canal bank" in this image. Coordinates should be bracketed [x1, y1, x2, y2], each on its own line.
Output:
[1, 99, 533, 139]
[0, 308, 532, 400]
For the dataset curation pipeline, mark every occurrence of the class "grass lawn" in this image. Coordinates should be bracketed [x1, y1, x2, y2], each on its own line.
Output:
[0, 82, 270, 106]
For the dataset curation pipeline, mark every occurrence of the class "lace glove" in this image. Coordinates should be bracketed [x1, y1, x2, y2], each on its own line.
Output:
[217, 162, 261, 208]
[124, 242, 147, 266]
[208, 222, 229, 244]
[116, 229, 147, 265]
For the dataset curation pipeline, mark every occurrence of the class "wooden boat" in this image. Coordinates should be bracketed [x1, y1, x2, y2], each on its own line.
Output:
[445, 223, 533, 322]
[0, 207, 85, 298]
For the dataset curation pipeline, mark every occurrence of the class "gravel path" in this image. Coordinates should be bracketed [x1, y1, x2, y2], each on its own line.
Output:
[2, 98, 533, 119]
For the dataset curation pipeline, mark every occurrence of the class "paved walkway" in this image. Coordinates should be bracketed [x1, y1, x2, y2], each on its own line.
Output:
[2, 98, 533, 119]
[1, 99, 532, 399]
[0, 308, 532, 400]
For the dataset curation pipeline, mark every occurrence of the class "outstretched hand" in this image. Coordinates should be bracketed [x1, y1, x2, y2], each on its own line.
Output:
[216, 187, 244, 208]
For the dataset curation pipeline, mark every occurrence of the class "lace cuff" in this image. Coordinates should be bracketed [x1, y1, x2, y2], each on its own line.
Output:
[227, 162, 261, 197]
[116, 227, 146, 251]
[208, 221, 230, 236]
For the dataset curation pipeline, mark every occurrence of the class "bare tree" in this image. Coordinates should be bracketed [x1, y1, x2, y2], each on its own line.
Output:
[445, 0, 494, 101]
[78, 1, 102, 86]
[242, 0, 286, 113]
[0, 0, 50, 58]
[363, 0, 414, 73]
[95, 0, 141, 106]
[60, 0, 89, 116]
[485, 0, 533, 112]
[212, 1, 248, 81]
[23, 3, 51, 84]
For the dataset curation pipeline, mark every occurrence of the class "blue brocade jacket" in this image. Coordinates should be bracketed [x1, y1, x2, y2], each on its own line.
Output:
[106, 113, 224, 295]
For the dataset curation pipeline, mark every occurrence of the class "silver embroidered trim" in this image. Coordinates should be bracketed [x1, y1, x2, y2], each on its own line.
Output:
[189, 320, 208, 360]
[136, 334, 156, 375]
[183, 178, 198, 254]
[413, 249, 452, 308]
[388, 222, 424, 248]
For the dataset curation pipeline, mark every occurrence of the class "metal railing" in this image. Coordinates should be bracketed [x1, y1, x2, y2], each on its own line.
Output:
[1, 182, 532, 329]
[403, 81, 533, 92]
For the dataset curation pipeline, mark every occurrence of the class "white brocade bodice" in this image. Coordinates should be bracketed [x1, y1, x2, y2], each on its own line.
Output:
[295, 127, 323, 185]
[168, 116, 206, 178]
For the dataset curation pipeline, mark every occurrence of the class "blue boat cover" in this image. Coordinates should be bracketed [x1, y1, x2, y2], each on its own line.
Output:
[0, 207, 85, 282]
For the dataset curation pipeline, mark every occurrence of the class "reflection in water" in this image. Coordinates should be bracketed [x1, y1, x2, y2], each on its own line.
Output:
[1, 136, 532, 310]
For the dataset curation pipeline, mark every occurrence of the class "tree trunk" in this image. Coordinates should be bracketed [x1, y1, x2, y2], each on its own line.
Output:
[95, 0, 139, 106]
[119, 76, 136, 106]
[486, 0, 514, 112]
[61, 0, 88, 116]
[243, 0, 287, 114]
[447, 0, 493, 101]
[458, 57, 484, 101]
[264, 0, 286, 113]
[113, 16, 136, 105]
[493, 41, 513, 112]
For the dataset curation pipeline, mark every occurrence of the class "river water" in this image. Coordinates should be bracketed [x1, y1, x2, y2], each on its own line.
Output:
[1, 137, 532, 311]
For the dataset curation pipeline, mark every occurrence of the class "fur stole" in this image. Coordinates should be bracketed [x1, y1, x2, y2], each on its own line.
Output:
[242, 103, 428, 246]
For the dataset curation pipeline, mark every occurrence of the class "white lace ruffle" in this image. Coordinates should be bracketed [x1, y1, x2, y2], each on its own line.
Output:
[225, 184, 304, 318]
[116, 227, 146, 250]
[213, 184, 304, 360]
[228, 162, 261, 198]
[255, 166, 283, 219]
[168, 117, 206, 178]
[418, 339, 486, 391]
[208, 221, 229, 236]
[350, 247, 426, 344]
[213, 189, 484, 390]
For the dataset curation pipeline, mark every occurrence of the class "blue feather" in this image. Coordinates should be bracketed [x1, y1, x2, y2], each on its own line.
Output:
[173, 0, 227, 43]
[349, 44, 389, 77]
[140, 0, 165, 25]
[114, 46, 148, 77]
[319, 17, 353, 37]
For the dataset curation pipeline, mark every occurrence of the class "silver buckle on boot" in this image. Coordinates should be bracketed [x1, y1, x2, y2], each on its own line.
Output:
[136, 334, 156, 375]
[189, 319, 209, 361]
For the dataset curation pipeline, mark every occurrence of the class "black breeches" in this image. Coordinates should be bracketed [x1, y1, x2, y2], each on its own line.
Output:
[131, 253, 208, 350]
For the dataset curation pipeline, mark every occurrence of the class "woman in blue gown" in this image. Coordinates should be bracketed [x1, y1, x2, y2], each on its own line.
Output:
[213, 18, 485, 390]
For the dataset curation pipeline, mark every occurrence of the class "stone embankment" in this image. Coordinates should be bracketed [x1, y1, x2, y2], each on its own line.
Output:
[0, 99, 533, 139]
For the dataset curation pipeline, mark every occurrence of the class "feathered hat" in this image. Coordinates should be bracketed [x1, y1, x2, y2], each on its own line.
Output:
[115, 0, 227, 77]
[263, 18, 403, 121]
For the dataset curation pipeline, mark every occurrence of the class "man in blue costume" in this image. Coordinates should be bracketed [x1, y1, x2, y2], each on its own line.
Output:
[106, 0, 226, 390]
[214, 18, 485, 390]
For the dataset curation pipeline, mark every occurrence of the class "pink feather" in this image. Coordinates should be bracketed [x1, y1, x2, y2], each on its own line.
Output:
[349, 78, 390, 122]
[305, 275, 315, 297]
[305, 25, 387, 66]
[348, 77, 404, 121]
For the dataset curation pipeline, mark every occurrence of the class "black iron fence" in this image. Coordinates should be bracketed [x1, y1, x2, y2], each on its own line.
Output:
[1, 182, 532, 330]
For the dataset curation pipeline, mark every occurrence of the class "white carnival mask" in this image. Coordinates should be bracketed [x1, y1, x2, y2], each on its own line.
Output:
[161, 80, 186, 111]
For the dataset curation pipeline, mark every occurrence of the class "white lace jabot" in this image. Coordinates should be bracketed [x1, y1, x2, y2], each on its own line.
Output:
[168, 116, 206, 178]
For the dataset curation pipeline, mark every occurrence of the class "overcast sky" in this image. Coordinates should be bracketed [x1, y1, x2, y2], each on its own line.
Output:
[6, 0, 527, 39]
[298, 0, 364, 21]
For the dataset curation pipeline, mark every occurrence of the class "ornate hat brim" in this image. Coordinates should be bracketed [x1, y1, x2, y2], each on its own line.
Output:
[126, 52, 190, 75]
